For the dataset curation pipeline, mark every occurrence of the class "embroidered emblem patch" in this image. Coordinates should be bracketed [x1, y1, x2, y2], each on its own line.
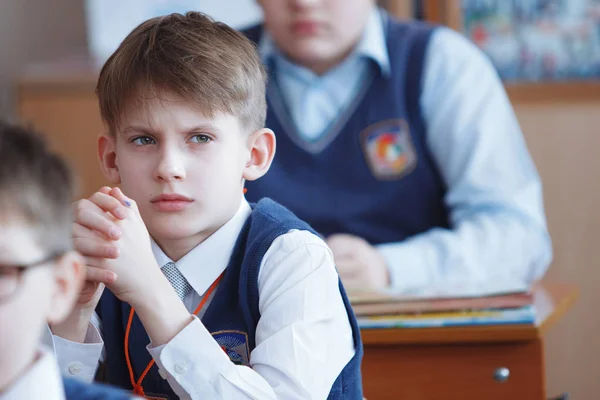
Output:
[360, 119, 417, 180]
[212, 330, 250, 366]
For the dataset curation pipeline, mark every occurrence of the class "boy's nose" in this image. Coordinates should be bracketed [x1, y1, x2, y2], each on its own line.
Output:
[290, 0, 322, 10]
[155, 153, 185, 182]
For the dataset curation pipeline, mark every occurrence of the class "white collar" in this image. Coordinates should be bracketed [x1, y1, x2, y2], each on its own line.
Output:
[151, 199, 252, 296]
[1, 347, 65, 400]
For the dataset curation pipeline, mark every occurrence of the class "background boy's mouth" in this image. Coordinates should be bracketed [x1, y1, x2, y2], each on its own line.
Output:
[291, 20, 321, 36]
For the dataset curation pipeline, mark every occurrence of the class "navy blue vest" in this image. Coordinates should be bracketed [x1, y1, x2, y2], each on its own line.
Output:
[96, 199, 363, 399]
[244, 17, 449, 245]
[63, 377, 131, 400]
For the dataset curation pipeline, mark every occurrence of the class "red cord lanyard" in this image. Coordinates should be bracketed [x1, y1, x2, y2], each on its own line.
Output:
[124, 271, 225, 397]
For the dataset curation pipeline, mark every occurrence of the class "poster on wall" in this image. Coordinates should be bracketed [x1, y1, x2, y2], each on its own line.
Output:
[461, 0, 600, 82]
[85, 0, 263, 65]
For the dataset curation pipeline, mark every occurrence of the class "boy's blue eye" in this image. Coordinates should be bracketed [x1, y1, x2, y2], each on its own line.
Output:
[190, 134, 211, 144]
[132, 136, 156, 145]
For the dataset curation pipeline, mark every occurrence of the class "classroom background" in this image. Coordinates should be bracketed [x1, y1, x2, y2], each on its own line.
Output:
[0, 0, 598, 398]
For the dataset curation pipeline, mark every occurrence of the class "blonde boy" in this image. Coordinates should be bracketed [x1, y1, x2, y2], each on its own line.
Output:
[51, 12, 363, 400]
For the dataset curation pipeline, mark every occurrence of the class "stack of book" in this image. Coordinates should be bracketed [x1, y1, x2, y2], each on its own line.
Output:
[349, 282, 536, 329]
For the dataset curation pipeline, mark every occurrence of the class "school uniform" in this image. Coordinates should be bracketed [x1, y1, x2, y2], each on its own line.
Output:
[52, 199, 362, 399]
[0, 348, 134, 400]
[244, 7, 552, 291]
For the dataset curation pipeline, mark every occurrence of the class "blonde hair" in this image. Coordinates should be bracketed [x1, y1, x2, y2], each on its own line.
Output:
[96, 12, 267, 135]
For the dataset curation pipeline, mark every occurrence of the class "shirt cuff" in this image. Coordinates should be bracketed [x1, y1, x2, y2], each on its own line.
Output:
[53, 323, 103, 382]
[147, 316, 233, 397]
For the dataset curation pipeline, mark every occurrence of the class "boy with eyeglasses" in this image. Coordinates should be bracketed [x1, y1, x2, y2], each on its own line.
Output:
[0, 121, 138, 399]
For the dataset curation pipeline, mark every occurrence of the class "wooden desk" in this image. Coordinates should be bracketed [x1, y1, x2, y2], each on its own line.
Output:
[359, 284, 577, 399]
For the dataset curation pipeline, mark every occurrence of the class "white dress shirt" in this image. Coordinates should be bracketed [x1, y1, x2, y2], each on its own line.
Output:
[49, 199, 355, 399]
[260, 7, 552, 292]
[0, 348, 66, 400]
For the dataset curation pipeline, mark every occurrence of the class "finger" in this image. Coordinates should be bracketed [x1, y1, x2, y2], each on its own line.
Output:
[335, 258, 363, 280]
[72, 221, 90, 238]
[84, 256, 114, 271]
[74, 207, 122, 240]
[99, 186, 112, 195]
[329, 245, 357, 262]
[84, 266, 117, 284]
[326, 234, 359, 258]
[88, 191, 128, 220]
[77, 282, 105, 306]
[110, 187, 135, 210]
[74, 237, 120, 259]
[71, 198, 91, 216]
[73, 220, 115, 240]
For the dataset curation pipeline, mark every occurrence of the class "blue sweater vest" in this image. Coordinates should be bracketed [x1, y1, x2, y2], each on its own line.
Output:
[244, 17, 449, 245]
[63, 377, 131, 400]
[96, 199, 363, 399]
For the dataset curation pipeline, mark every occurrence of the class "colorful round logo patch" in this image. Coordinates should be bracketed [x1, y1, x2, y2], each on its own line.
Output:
[212, 330, 250, 366]
[360, 119, 417, 180]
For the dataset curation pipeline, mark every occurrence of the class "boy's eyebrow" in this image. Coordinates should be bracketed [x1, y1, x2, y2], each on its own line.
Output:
[184, 124, 225, 136]
[121, 124, 224, 136]
[121, 125, 154, 136]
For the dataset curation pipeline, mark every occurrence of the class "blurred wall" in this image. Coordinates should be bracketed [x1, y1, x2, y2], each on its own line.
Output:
[0, 0, 264, 119]
[85, 0, 262, 64]
[0, 0, 87, 118]
[518, 101, 600, 400]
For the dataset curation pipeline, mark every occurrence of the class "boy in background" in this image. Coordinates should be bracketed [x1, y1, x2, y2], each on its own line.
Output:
[245, 0, 552, 291]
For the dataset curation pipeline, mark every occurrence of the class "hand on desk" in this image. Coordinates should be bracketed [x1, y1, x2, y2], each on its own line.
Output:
[326, 234, 389, 290]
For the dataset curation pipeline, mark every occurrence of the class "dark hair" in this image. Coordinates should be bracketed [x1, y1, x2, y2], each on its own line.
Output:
[97, 11, 267, 135]
[0, 121, 74, 252]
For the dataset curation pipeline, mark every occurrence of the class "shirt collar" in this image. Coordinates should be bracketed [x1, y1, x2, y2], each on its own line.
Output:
[259, 7, 390, 77]
[2, 348, 65, 400]
[151, 199, 252, 296]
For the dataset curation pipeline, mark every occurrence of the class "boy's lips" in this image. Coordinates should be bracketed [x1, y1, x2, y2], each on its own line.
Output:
[291, 20, 322, 36]
[150, 194, 194, 212]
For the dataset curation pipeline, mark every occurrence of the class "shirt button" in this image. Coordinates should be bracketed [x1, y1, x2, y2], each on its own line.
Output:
[174, 361, 189, 375]
[68, 362, 83, 376]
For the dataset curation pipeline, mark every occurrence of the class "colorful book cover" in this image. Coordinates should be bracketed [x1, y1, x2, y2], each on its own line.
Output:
[352, 292, 533, 316]
[357, 305, 536, 329]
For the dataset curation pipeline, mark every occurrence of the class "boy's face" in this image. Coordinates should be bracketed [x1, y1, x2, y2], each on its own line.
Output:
[0, 218, 80, 388]
[258, 0, 375, 73]
[101, 93, 262, 254]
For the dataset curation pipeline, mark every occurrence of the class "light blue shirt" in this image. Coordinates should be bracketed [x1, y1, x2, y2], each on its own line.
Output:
[259, 8, 552, 291]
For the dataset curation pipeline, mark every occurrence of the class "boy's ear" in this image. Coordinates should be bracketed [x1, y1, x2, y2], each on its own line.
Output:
[46, 251, 85, 326]
[243, 128, 276, 181]
[98, 134, 121, 184]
